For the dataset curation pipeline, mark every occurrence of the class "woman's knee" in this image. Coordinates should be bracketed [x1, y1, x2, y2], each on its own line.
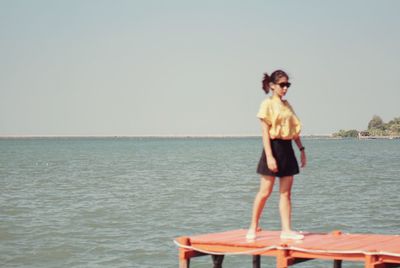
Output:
[258, 176, 275, 200]
[257, 189, 272, 200]
[280, 190, 291, 200]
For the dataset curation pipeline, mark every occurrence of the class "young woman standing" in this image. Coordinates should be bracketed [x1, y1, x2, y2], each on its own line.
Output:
[246, 70, 306, 240]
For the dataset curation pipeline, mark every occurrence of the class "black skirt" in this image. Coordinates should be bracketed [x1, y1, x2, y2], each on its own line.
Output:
[257, 139, 299, 177]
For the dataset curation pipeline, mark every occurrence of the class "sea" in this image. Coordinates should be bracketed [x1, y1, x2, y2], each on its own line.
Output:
[1, 137, 399, 268]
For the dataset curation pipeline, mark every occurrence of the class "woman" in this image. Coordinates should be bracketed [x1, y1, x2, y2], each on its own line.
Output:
[246, 70, 306, 241]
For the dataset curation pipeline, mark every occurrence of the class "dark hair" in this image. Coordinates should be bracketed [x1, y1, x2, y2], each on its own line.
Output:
[262, 70, 289, 94]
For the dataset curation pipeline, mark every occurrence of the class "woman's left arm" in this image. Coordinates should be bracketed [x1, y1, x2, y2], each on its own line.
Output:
[294, 137, 307, 168]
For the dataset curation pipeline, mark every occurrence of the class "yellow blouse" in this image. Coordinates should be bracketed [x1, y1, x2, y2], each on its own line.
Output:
[257, 95, 301, 140]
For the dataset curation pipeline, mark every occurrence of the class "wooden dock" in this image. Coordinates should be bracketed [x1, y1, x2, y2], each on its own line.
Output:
[174, 229, 400, 268]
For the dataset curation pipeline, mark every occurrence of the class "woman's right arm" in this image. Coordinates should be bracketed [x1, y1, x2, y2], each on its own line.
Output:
[260, 119, 278, 173]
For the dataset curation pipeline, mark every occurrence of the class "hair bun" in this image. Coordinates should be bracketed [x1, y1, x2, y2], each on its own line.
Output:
[262, 73, 270, 94]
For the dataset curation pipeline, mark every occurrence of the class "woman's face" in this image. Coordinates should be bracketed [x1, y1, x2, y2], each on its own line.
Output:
[270, 76, 290, 99]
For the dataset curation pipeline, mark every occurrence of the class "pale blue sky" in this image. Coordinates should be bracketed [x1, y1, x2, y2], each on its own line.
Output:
[1, 0, 399, 136]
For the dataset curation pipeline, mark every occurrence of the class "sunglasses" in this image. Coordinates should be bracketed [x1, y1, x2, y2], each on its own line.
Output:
[277, 82, 291, 88]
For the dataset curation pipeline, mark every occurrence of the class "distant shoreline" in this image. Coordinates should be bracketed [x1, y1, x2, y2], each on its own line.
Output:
[358, 135, 400, 140]
[2, 135, 398, 140]
[0, 134, 336, 139]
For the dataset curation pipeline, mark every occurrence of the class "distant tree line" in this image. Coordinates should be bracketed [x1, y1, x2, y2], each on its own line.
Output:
[364, 115, 400, 136]
[333, 115, 400, 138]
[332, 129, 359, 138]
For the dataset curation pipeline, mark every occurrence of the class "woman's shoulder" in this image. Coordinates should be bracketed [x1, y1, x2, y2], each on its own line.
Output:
[259, 97, 273, 110]
[260, 96, 273, 104]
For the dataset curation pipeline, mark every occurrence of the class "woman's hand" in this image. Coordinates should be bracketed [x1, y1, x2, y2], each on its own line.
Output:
[300, 151, 307, 168]
[267, 156, 278, 173]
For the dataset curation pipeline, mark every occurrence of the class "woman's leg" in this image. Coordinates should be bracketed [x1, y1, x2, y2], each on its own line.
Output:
[279, 176, 294, 232]
[279, 176, 303, 239]
[248, 175, 275, 235]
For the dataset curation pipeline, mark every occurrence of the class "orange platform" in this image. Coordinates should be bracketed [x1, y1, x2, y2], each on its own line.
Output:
[175, 229, 400, 268]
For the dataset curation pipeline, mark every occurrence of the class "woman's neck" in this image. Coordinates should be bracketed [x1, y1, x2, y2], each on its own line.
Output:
[272, 93, 282, 100]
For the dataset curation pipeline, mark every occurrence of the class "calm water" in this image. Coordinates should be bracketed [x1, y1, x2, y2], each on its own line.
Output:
[1, 137, 399, 268]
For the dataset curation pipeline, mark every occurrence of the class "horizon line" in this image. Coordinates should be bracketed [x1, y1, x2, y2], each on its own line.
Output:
[0, 134, 334, 138]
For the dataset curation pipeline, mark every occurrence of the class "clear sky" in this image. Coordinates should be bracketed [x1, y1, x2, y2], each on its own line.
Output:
[1, 0, 399, 136]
